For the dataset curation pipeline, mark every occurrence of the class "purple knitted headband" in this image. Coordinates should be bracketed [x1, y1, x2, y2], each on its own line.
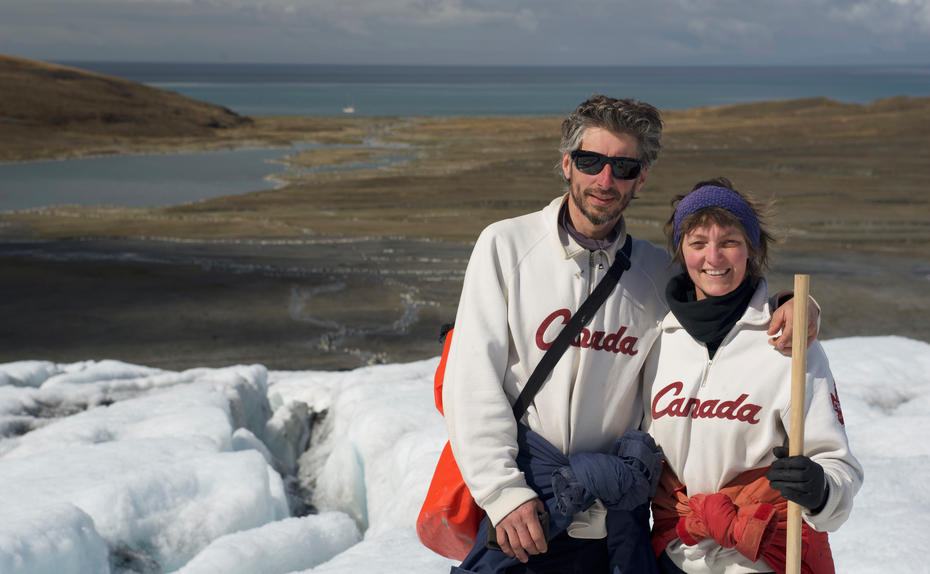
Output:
[673, 185, 760, 251]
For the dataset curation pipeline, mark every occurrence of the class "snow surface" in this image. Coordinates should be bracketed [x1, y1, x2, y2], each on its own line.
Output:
[1, 336, 928, 573]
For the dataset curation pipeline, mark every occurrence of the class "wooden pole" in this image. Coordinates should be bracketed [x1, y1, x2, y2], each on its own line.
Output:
[785, 274, 810, 574]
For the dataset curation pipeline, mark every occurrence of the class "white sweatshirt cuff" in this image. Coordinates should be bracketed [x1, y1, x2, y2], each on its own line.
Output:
[482, 485, 540, 527]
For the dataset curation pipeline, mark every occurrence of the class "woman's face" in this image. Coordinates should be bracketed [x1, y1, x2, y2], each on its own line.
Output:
[682, 223, 750, 300]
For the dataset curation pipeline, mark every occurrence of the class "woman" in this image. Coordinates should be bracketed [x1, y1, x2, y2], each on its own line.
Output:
[642, 178, 863, 573]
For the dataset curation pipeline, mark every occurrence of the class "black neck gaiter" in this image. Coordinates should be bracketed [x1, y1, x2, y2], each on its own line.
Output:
[665, 273, 756, 359]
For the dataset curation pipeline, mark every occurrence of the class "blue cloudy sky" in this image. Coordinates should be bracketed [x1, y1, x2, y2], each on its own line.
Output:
[2, 0, 929, 65]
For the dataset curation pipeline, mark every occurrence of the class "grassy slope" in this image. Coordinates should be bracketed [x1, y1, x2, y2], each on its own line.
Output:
[0, 54, 253, 161]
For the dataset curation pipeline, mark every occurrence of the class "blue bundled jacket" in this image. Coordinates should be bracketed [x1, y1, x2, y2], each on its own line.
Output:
[451, 425, 663, 574]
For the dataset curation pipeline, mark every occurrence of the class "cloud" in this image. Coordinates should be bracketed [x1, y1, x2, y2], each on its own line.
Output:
[91, 0, 539, 34]
[686, 16, 774, 52]
[634, 0, 930, 63]
[1, 0, 928, 64]
[828, 0, 930, 33]
[294, 0, 539, 35]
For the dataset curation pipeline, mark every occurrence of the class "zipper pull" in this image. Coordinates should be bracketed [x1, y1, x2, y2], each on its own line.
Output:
[700, 359, 712, 388]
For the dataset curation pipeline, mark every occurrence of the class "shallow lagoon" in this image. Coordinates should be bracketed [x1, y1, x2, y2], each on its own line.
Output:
[0, 146, 295, 211]
[0, 142, 413, 212]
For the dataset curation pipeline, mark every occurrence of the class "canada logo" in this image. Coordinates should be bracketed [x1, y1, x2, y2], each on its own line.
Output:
[831, 384, 845, 426]
[651, 381, 762, 424]
[535, 309, 639, 355]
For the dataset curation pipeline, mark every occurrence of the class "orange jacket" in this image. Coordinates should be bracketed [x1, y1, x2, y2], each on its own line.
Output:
[651, 466, 834, 574]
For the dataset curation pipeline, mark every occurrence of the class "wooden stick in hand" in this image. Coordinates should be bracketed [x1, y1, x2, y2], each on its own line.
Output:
[786, 274, 810, 574]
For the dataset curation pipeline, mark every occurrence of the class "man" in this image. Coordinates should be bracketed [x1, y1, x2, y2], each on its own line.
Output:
[442, 95, 809, 572]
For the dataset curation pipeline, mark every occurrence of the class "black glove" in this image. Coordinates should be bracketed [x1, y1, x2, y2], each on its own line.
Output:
[766, 446, 828, 513]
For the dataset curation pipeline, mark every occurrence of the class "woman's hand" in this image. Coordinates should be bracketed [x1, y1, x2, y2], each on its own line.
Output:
[766, 446, 828, 512]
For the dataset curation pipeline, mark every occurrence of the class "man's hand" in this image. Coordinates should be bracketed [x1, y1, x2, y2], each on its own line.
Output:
[494, 498, 547, 563]
[767, 296, 819, 355]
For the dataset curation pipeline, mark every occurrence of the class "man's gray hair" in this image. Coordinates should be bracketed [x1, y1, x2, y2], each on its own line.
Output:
[559, 95, 663, 171]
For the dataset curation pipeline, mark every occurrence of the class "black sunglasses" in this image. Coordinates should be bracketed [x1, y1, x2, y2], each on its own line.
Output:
[570, 150, 643, 180]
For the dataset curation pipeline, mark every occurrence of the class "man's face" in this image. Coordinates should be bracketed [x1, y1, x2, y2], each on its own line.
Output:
[561, 127, 647, 240]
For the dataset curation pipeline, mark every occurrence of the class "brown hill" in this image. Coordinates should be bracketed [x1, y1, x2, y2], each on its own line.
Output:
[0, 54, 252, 161]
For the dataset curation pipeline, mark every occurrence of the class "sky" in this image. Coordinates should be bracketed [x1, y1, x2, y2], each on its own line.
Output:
[2, 335, 930, 573]
[1, 0, 929, 66]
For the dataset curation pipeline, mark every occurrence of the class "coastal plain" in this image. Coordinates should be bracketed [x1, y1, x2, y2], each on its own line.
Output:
[2, 56, 928, 370]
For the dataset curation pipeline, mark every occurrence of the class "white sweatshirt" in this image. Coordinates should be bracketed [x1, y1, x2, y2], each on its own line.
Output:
[642, 279, 863, 573]
[443, 195, 673, 529]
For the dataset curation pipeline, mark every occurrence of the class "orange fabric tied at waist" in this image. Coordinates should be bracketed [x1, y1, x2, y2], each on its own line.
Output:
[676, 491, 778, 561]
[651, 466, 835, 574]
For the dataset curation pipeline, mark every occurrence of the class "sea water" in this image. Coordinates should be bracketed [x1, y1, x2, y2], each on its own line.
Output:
[58, 62, 930, 117]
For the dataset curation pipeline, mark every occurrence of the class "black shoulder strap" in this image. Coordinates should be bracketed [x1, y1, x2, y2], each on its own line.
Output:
[510, 235, 633, 420]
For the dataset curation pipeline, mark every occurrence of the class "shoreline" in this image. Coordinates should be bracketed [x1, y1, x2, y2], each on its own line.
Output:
[5, 95, 929, 165]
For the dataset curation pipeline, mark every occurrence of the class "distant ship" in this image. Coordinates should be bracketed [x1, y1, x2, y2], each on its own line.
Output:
[342, 105, 355, 114]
